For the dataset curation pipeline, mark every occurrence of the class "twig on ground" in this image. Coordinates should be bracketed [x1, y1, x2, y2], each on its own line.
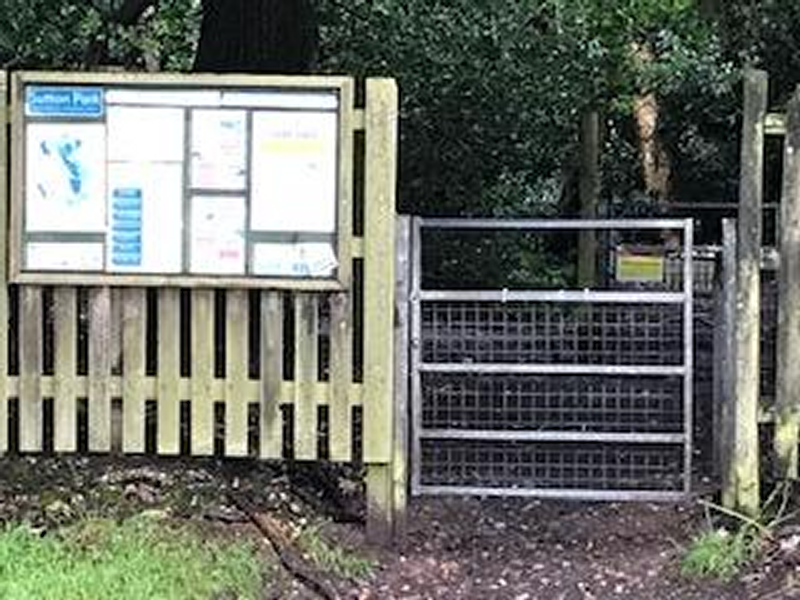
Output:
[228, 492, 341, 600]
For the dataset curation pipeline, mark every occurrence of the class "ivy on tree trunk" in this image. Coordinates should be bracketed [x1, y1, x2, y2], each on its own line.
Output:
[193, 0, 316, 74]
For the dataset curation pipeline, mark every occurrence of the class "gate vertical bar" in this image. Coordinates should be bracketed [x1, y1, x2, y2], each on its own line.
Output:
[410, 216, 423, 494]
[683, 219, 694, 493]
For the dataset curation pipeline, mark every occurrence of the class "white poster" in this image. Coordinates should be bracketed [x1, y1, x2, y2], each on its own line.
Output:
[190, 109, 247, 190]
[190, 195, 246, 274]
[107, 106, 185, 163]
[106, 162, 183, 273]
[26, 242, 104, 271]
[252, 242, 337, 277]
[25, 123, 106, 232]
[250, 111, 338, 233]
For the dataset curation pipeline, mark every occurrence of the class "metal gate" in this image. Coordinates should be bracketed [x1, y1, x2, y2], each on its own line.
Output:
[409, 218, 694, 501]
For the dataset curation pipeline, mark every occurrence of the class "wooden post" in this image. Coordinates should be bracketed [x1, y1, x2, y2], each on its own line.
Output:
[393, 216, 411, 538]
[733, 68, 768, 516]
[577, 110, 600, 287]
[720, 219, 738, 507]
[775, 85, 800, 479]
[363, 78, 399, 543]
[0, 71, 8, 454]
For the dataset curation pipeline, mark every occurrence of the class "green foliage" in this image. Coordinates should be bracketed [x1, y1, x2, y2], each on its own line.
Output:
[682, 485, 796, 582]
[0, 0, 200, 71]
[0, 516, 265, 600]
[5, 0, 800, 223]
[318, 0, 598, 216]
[681, 526, 758, 581]
[316, 0, 742, 217]
[297, 522, 375, 580]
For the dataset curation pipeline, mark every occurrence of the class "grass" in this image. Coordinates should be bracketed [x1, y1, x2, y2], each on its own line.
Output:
[0, 515, 265, 600]
[681, 484, 796, 582]
[297, 522, 375, 580]
[681, 526, 759, 581]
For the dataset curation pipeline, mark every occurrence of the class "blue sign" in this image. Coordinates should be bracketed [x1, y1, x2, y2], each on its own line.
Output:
[111, 188, 143, 267]
[25, 86, 104, 118]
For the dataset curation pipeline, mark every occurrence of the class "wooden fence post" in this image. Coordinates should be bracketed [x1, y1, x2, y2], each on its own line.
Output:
[733, 68, 768, 516]
[775, 85, 800, 479]
[0, 71, 8, 454]
[363, 78, 399, 543]
[393, 216, 411, 538]
[719, 219, 738, 507]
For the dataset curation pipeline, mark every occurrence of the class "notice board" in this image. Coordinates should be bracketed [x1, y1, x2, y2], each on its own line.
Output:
[9, 72, 353, 288]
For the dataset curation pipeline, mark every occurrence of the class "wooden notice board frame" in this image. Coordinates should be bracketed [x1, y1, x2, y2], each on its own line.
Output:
[8, 71, 355, 290]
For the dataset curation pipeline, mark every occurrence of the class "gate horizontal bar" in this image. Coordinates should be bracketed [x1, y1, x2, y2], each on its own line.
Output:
[419, 289, 686, 304]
[419, 429, 685, 444]
[419, 363, 686, 376]
[417, 218, 690, 231]
[414, 485, 687, 502]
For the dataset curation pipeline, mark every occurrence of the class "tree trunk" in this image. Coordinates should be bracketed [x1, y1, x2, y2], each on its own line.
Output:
[193, 0, 317, 74]
[632, 42, 671, 202]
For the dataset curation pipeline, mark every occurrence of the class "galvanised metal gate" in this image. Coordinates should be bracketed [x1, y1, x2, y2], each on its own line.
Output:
[409, 218, 694, 501]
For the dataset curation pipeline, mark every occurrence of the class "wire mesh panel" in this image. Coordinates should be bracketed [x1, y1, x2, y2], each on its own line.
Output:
[410, 218, 694, 500]
[420, 440, 684, 493]
[421, 373, 683, 433]
[421, 301, 684, 366]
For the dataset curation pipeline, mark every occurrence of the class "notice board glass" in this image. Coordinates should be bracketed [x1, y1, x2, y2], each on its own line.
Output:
[10, 72, 353, 289]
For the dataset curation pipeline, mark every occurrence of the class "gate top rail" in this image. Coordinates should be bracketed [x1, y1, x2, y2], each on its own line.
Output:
[416, 217, 692, 230]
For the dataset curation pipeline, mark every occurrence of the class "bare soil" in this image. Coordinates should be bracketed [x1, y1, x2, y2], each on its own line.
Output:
[1, 456, 799, 600]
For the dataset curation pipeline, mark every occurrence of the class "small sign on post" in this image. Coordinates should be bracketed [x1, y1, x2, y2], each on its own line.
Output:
[615, 246, 665, 283]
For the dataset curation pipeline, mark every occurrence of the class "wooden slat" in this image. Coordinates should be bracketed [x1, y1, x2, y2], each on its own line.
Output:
[0, 71, 8, 454]
[157, 288, 180, 455]
[336, 78, 355, 287]
[5, 375, 357, 407]
[225, 290, 249, 457]
[53, 287, 77, 452]
[260, 292, 283, 459]
[19, 286, 42, 452]
[190, 289, 214, 456]
[88, 287, 112, 452]
[122, 288, 146, 453]
[294, 294, 319, 460]
[328, 292, 352, 461]
[109, 288, 123, 375]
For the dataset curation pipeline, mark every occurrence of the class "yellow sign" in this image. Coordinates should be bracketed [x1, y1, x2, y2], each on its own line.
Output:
[616, 249, 665, 283]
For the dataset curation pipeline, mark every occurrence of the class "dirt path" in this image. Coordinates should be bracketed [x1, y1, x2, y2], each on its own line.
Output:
[1, 456, 799, 599]
[352, 497, 800, 600]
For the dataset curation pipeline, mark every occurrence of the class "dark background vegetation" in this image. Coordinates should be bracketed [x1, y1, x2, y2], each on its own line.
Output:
[2, 1, 800, 280]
